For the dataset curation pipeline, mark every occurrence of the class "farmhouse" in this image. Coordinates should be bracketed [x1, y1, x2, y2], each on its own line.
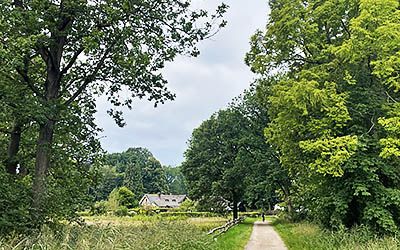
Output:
[139, 194, 188, 208]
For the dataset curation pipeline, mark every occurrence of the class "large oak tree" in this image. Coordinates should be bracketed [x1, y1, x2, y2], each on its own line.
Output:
[1, 0, 227, 224]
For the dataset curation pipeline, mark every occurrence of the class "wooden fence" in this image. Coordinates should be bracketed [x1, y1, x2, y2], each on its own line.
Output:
[207, 216, 246, 238]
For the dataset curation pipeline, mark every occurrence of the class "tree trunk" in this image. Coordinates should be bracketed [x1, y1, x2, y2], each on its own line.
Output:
[277, 180, 293, 214]
[232, 199, 238, 220]
[286, 196, 293, 214]
[5, 121, 22, 175]
[31, 119, 55, 221]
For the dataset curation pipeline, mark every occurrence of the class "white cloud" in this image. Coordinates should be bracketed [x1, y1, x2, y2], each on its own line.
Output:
[95, 0, 270, 166]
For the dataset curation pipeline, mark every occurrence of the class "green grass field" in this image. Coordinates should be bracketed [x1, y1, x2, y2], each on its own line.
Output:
[0, 216, 256, 250]
[272, 219, 400, 250]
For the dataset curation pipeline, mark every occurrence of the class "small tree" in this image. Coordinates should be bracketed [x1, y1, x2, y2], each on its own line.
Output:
[108, 186, 137, 211]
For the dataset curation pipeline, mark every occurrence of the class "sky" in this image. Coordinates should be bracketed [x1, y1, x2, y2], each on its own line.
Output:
[95, 1, 270, 166]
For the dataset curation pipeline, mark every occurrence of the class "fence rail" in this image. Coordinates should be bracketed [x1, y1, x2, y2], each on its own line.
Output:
[207, 216, 246, 238]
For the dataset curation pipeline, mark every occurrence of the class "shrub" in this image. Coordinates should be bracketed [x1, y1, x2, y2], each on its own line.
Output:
[159, 212, 218, 218]
[174, 199, 198, 212]
[114, 206, 129, 217]
[0, 171, 32, 234]
[90, 201, 108, 215]
[108, 187, 137, 210]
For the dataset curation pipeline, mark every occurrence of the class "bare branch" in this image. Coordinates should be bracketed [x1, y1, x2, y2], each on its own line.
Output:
[340, 19, 351, 38]
[64, 43, 115, 106]
[385, 91, 398, 103]
[366, 117, 375, 134]
[60, 47, 84, 75]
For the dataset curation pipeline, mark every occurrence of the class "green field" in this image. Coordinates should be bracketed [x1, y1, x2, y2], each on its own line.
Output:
[272, 219, 400, 250]
[0, 216, 255, 250]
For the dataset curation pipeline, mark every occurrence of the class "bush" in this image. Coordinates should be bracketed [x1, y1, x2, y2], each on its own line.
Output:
[159, 212, 218, 218]
[90, 201, 108, 215]
[174, 199, 198, 212]
[108, 187, 137, 210]
[0, 171, 32, 234]
[114, 206, 129, 217]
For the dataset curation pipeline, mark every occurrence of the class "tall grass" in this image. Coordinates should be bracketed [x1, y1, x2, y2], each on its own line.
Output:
[0, 220, 221, 250]
[273, 219, 400, 250]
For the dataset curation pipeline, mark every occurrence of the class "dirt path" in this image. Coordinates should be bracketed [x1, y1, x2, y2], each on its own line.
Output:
[245, 221, 287, 250]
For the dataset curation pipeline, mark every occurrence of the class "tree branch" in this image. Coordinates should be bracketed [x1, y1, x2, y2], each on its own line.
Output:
[60, 47, 84, 75]
[385, 91, 398, 103]
[16, 60, 45, 99]
[340, 19, 351, 38]
[0, 128, 11, 134]
[64, 43, 115, 106]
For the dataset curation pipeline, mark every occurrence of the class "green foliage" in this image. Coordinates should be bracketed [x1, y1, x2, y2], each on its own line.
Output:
[247, 0, 400, 233]
[159, 212, 217, 218]
[108, 186, 137, 211]
[165, 166, 187, 195]
[0, 0, 227, 230]
[183, 89, 289, 218]
[175, 199, 197, 212]
[92, 165, 123, 201]
[90, 201, 108, 216]
[95, 148, 170, 201]
[114, 206, 129, 217]
[273, 219, 400, 250]
[0, 169, 31, 234]
[211, 218, 257, 250]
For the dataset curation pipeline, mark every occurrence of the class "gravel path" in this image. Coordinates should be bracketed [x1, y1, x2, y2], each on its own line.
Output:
[245, 221, 287, 250]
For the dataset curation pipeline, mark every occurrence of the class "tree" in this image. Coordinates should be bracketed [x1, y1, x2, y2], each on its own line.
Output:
[182, 91, 288, 219]
[142, 157, 169, 194]
[183, 109, 246, 219]
[165, 166, 187, 195]
[0, 0, 227, 223]
[103, 147, 169, 196]
[247, 0, 400, 233]
[232, 89, 291, 213]
[92, 165, 123, 201]
[108, 186, 137, 210]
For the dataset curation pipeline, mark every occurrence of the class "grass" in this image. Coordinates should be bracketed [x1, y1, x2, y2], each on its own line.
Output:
[0, 217, 223, 250]
[272, 219, 400, 250]
[0, 216, 257, 250]
[211, 217, 257, 250]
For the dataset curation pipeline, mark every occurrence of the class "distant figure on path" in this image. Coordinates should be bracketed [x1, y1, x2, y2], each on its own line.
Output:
[261, 212, 265, 222]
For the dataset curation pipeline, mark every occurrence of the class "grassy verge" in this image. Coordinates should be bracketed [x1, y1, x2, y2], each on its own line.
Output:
[211, 217, 257, 250]
[272, 219, 400, 250]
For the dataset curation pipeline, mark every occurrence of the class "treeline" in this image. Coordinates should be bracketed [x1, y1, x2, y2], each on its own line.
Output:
[93, 147, 187, 203]
[183, 0, 400, 234]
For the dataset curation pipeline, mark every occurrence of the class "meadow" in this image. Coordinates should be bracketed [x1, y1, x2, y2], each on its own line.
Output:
[0, 216, 255, 250]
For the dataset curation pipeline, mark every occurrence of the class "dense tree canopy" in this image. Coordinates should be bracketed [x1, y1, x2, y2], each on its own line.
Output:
[93, 147, 170, 202]
[182, 89, 288, 219]
[247, 0, 400, 233]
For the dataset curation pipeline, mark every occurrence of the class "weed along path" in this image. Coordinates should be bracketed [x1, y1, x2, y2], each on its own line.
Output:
[245, 221, 287, 250]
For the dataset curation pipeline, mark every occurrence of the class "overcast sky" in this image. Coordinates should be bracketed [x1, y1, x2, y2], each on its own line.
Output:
[95, 1, 270, 166]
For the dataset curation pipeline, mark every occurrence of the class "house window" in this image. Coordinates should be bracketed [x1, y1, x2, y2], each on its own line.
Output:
[172, 199, 176, 202]
[165, 199, 169, 202]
